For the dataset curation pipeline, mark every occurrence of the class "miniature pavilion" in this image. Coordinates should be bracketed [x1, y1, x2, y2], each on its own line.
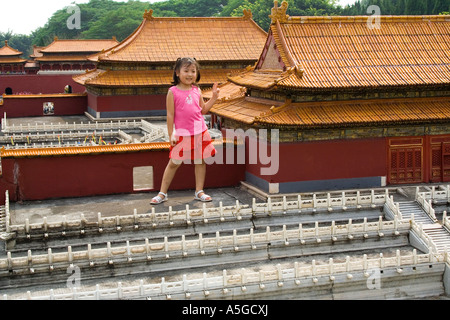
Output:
[210, 1, 450, 193]
[73, 9, 267, 119]
[0, 41, 27, 74]
[33, 37, 119, 73]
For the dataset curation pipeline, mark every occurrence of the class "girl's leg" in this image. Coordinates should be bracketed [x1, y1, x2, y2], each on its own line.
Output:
[194, 160, 211, 200]
[159, 159, 182, 197]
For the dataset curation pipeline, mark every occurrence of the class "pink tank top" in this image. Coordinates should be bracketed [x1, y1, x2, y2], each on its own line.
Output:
[170, 85, 207, 136]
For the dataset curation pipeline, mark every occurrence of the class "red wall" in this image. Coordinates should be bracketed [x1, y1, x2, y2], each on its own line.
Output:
[0, 145, 245, 202]
[0, 94, 87, 118]
[89, 93, 166, 113]
[0, 74, 85, 94]
[244, 137, 387, 183]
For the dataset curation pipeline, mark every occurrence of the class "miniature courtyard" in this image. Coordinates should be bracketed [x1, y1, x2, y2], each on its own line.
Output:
[0, 182, 449, 300]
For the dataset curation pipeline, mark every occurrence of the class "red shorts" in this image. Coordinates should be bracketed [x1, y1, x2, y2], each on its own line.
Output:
[169, 130, 216, 162]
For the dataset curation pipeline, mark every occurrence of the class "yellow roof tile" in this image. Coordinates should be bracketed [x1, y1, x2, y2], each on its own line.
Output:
[230, 14, 450, 90]
[40, 38, 119, 54]
[91, 14, 267, 63]
[74, 68, 240, 87]
[0, 143, 169, 159]
[211, 97, 450, 128]
[0, 139, 232, 158]
[0, 40, 23, 56]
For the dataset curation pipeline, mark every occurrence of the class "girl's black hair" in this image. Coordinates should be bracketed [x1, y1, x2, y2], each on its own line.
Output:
[171, 57, 201, 86]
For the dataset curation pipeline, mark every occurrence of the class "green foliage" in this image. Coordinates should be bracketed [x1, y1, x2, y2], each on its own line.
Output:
[222, 0, 341, 31]
[0, 31, 33, 57]
[342, 0, 450, 15]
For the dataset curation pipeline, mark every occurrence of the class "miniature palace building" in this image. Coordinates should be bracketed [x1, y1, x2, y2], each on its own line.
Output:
[73, 9, 268, 119]
[32, 37, 119, 73]
[0, 41, 27, 75]
[210, 1, 450, 194]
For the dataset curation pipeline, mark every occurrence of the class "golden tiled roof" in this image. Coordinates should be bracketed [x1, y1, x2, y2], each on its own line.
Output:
[0, 40, 23, 57]
[211, 96, 450, 128]
[74, 68, 240, 87]
[90, 11, 267, 63]
[211, 96, 280, 124]
[40, 38, 119, 54]
[0, 57, 27, 64]
[0, 143, 169, 159]
[229, 13, 450, 90]
[30, 46, 44, 59]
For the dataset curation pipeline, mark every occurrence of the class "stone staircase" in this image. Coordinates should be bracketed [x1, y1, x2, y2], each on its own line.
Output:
[423, 225, 450, 252]
[398, 201, 435, 225]
[398, 201, 450, 253]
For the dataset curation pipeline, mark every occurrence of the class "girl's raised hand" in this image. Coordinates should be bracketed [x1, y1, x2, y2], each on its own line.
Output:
[212, 82, 220, 100]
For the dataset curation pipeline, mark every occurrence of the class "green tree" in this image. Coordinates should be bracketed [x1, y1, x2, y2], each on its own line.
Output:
[0, 31, 33, 58]
[225, 0, 340, 31]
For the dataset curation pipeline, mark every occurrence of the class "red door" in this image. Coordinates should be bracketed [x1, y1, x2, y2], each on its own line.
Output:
[443, 142, 450, 182]
[389, 146, 423, 184]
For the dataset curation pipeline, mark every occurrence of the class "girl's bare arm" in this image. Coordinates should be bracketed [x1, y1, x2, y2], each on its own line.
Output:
[166, 90, 177, 146]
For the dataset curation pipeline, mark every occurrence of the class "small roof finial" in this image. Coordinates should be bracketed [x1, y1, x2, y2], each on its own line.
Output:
[243, 9, 253, 20]
[143, 9, 154, 20]
[269, 0, 289, 24]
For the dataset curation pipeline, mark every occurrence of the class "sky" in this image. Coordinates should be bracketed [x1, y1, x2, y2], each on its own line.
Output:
[0, 0, 357, 35]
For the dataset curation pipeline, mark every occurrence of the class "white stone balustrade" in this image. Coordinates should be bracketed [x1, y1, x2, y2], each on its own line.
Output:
[416, 185, 450, 204]
[0, 217, 410, 273]
[2, 118, 142, 134]
[443, 211, 449, 232]
[415, 190, 438, 222]
[410, 219, 439, 253]
[5, 189, 390, 237]
[140, 120, 167, 142]
[1, 249, 445, 300]
[1, 130, 119, 147]
[385, 195, 403, 220]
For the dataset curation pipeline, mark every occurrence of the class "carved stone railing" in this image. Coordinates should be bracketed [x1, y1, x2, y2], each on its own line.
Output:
[0, 217, 409, 274]
[2, 249, 445, 300]
[4, 189, 390, 241]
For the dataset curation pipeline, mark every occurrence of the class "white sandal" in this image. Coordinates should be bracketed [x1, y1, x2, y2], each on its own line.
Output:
[194, 190, 212, 202]
[151, 192, 168, 205]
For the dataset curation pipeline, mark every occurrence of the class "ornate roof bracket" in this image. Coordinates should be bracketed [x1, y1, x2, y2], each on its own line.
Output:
[143, 9, 154, 20]
[286, 64, 304, 79]
[242, 9, 253, 20]
[270, 1, 289, 25]
[255, 98, 292, 122]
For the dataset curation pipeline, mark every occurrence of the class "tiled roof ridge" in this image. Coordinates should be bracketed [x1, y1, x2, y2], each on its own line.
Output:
[254, 98, 292, 121]
[83, 68, 111, 85]
[272, 20, 305, 82]
[253, 96, 450, 127]
[0, 143, 169, 159]
[0, 139, 233, 158]
[91, 18, 147, 63]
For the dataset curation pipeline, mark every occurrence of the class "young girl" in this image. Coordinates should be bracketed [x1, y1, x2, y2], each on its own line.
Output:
[151, 57, 220, 205]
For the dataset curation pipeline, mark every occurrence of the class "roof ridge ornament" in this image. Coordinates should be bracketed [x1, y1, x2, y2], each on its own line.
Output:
[270, 1, 289, 24]
[143, 9, 154, 20]
[243, 9, 253, 20]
